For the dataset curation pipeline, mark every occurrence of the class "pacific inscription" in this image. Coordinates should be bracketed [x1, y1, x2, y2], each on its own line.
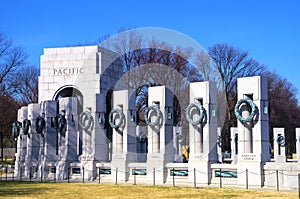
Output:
[53, 67, 84, 75]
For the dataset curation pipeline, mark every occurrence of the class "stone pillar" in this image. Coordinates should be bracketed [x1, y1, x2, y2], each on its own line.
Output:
[80, 93, 108, 180]
[24, 104, 40, 178]
[56, 97, 79, 180]
[242, 104, 253, 153]
[95, 94, 108, 163]
[188, 81, 218, 185]
[230, 127, 238, 164]
[136, 125, 147, 162]
[40, 100, 57, 179]
[217, 127, 222, 163]
[14, 106, 28, 178]
[273, 128, 286, 162]
[146, 86, 174, 184]
[110, 90, 137, 182]
[14, 109, 22, 178]
[174, 126, 183, 163]
[296, 128, 300, 161]
[237, 76, 270, 187]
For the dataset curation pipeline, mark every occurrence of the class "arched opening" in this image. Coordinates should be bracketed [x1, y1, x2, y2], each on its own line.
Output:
[53, 86, 84, 155]
[53, 86, 83, 114]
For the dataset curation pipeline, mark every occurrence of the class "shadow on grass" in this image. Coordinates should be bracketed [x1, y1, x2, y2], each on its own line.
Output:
[0, 181, 50, 197]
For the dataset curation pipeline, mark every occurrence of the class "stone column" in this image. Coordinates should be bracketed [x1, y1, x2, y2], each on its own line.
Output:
[111, 90, 137, 182]
[174, 126, 183, 163]
[40, 100, 57, 179]
[188, 81, 218, 185]
[230, 127, 238, 164]
[296, 128, 300, 161]
[56, 97, 79, 180]
[80, 93, 108, 180]
[146, 86, 174, 184]
[14, 106, 28, 178]
[241, 103, 253, 153]
[136, 126, 147, 162]
[273, 128, 286, 162]
[24, 103, 40, 178]
[237, 76, 270, 187]
[217, 127, 222, 163]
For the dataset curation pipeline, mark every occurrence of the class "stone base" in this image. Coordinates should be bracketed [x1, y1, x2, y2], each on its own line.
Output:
[14, 159, 25, 178]
[137, 153, 147, 162]
[264, 161, 300, 189]
[56, 159, 70, 180]
[79, 155, 97, 180]
[111, 163, 128, 182]
[232, 155, 238, 164]
[174, 154, 183, 163]
[237, 161, 264, 187]
[23, 161, 39, 179]
[188, 161, 212, 185]
[111, 153, 138, 182]
[111, 154, 127, 182]
[24, 161, 31, 178]
[275, 155, 286, 163]
[42, 161, 56, 179]
[146, 153, 169, 184]
[189, 153, 211, 162]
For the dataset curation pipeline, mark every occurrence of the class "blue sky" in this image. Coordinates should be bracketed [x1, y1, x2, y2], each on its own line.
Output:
[1, 0, 300, 100]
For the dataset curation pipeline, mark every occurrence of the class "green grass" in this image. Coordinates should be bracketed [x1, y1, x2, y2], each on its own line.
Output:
[0, 181, 298, 199]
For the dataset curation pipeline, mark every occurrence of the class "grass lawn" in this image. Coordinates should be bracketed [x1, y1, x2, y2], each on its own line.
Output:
[0, 181, 298, 199]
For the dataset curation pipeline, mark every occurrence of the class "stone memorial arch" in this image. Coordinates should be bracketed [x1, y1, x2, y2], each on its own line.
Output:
[35, 46, 124, 180]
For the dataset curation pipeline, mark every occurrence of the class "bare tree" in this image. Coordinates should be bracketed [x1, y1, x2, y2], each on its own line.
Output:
[208, 43, 266, 151]
[194, 49, 215, 81]
[0, 31, 29, 151]
[267, 71, 300, 156]
[99, 29, 206, 145]
[0, 31, 27, 86]
[0, 95, 19, 150]
[8, 65, 39, 104]
[209, 43, 266, 105]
